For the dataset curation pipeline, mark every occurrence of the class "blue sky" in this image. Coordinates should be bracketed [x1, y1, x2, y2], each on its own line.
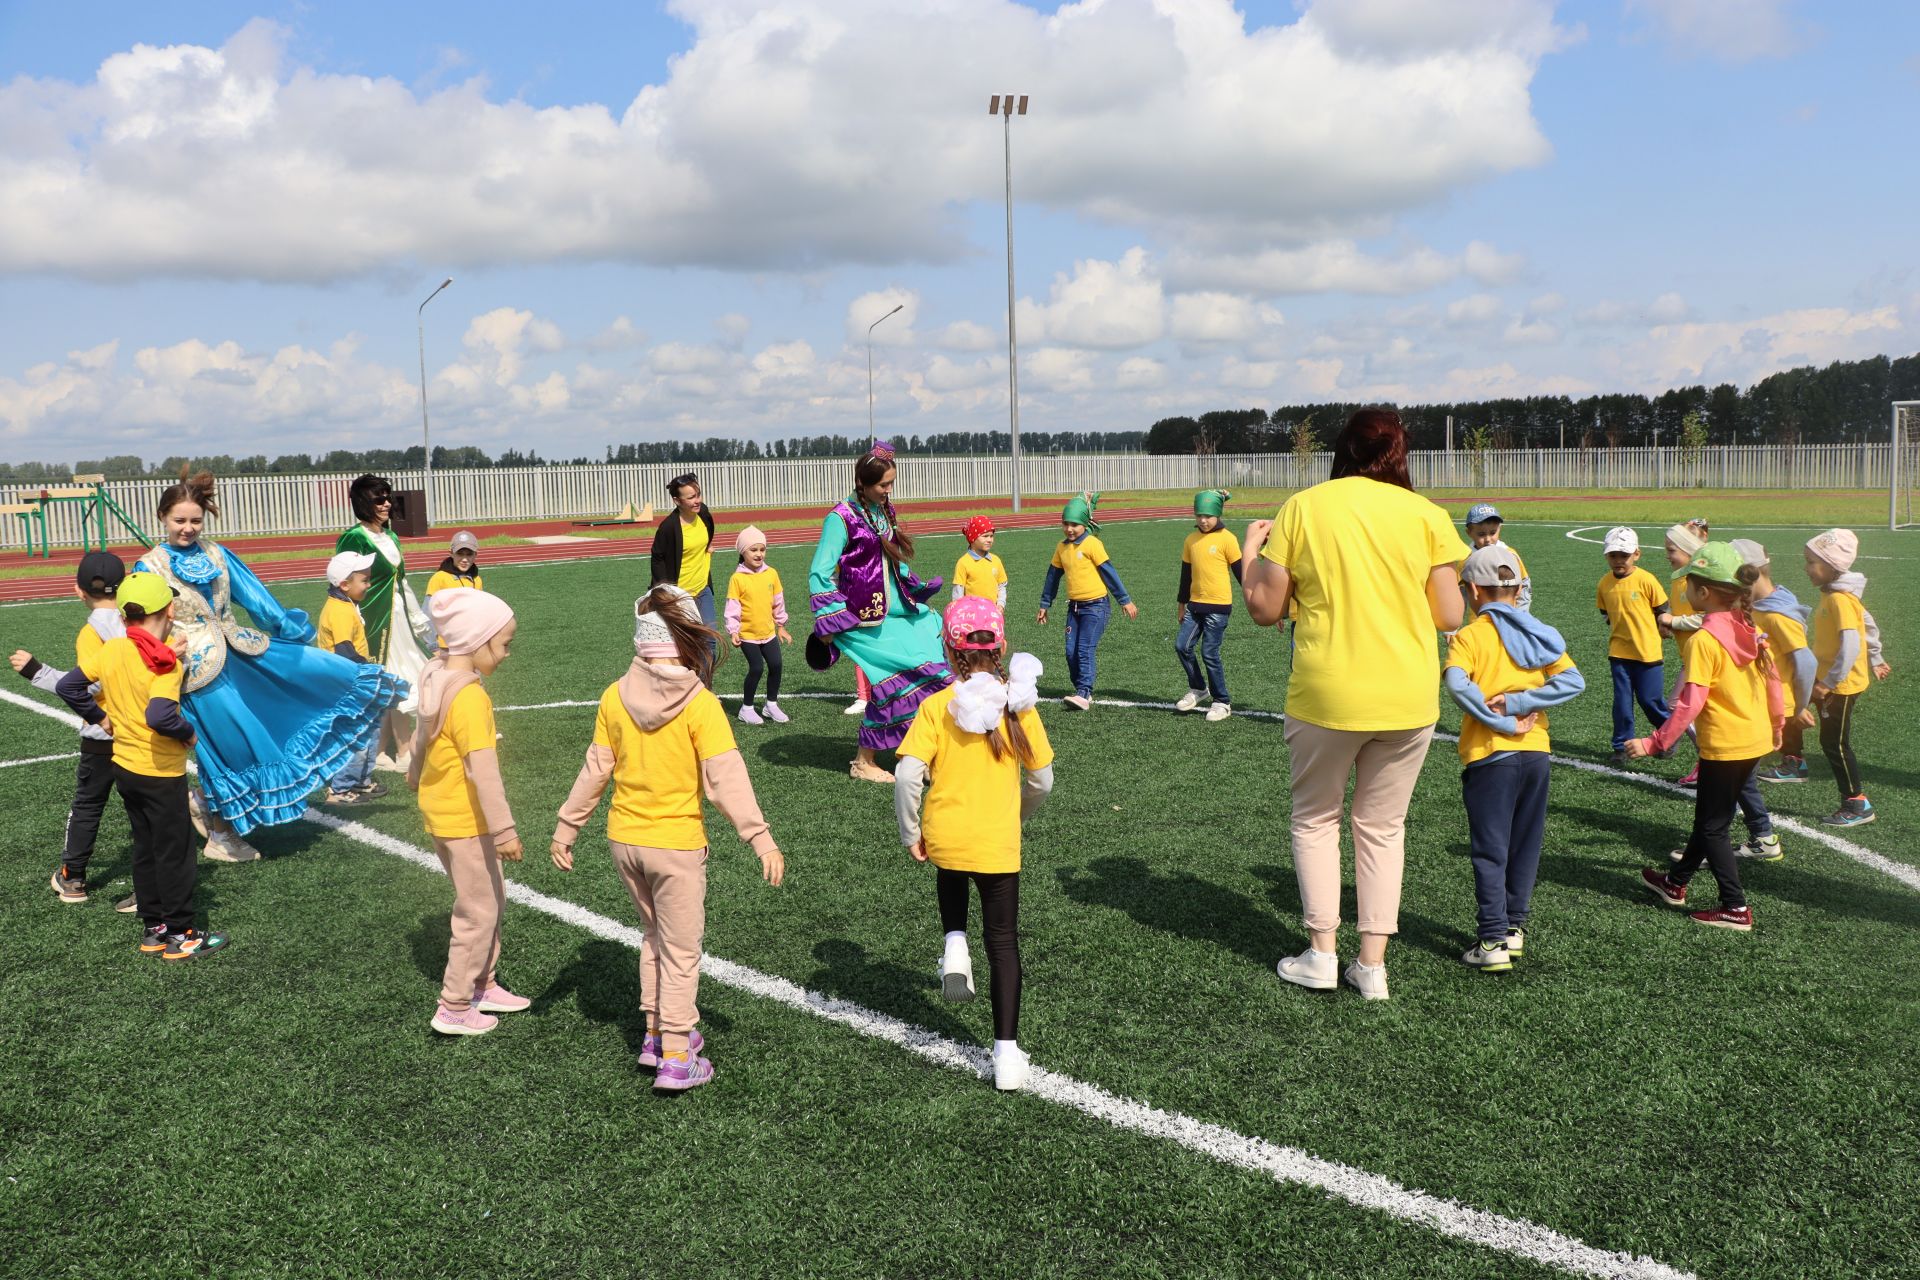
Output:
[1, 0, 1916, 464]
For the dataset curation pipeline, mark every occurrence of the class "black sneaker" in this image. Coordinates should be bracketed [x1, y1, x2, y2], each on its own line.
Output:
[114, 893, 138, 914]
[138, 924, 168, 955]
[354, 780, 390, 799]
[162, 928, 230, 961]
[50, 866, 88, 904]
[1609, 750, 1631, 767]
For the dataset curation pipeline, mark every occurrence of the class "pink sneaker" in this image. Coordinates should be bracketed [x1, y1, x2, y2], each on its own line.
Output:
[738, 704, 765, 726]
[1677, 765, 1700, 787]
[652, 1053, 715, 1092]
[637, 1028, 706, 1069]
[474, 983, 531, 1014]
[430, 1003, 499, 1036]
[763, 701, 789, 724]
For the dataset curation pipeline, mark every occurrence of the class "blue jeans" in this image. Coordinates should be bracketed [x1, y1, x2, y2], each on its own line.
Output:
[1062, 598, 1111, 698]
[1738, 769, 1772, 839]
[694, 585, 718, 673]
[330, 731, 377, 795]
[1462, 752, 1551, 941]
[1175, 609, 1230, 702]
[1609, 658, 1671, 750]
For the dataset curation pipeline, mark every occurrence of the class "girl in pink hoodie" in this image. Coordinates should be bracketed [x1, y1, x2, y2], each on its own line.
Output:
[550, 584, 785, 1092]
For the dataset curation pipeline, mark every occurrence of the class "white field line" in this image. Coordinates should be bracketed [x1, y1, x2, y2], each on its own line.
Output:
[1563, 524, 1895, 558]
[0, 750, 79, 769]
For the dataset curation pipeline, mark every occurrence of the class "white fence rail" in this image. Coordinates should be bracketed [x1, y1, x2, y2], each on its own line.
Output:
[0, 442, 1900, 551]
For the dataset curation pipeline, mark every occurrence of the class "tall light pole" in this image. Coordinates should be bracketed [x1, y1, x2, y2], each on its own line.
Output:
[417, 276, 452, 528]
[867, 302, 904, 446]
[989, 92, 1027, 512]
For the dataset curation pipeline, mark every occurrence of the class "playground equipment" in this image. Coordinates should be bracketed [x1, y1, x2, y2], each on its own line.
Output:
[571, 500, 654, 529]
[4, 475, 153, 559]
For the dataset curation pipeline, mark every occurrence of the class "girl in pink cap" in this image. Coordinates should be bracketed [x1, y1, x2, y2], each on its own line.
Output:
[893, 596, 1054, 1091]
[724, 525, 792, 725]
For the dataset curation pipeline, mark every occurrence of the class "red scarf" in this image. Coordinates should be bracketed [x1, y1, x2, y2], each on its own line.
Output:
[128, 627, 179, 675]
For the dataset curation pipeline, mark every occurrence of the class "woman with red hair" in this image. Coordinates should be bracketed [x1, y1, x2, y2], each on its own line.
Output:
[1242, 409, 1469, 1001]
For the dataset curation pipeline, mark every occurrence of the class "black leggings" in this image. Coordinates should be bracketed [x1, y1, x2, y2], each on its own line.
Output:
[1671, 756, 1763, 909]
[1819, 691, 1862, 800]
[937, 868, 1021, 1041]
[741, 639, 782, 704]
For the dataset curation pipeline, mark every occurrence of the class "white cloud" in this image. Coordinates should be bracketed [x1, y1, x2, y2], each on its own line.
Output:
[0, 3, 1561, 282]
[586, 316, 648, 351]
[715, 313, 752, 349]
[1115, 356, 1167, 388]
[1017, 248, 1165, 349]
[924, 354, 1004, 392]
[1625, 0, 1809, 63]
[1502, 316, 1562, 344]
[1169, 292, 1281, 343]
[1445, 293, 1504, 327]
[1646, 291, 1690, 324]
[1024, 348, 1097, 393]
[648, 341, 731, 375]
[1167, 238, 1525, 297]
[846, 288, 918, 346]
[1619, 304, 1907, 388]
[929, 320, 998, 352]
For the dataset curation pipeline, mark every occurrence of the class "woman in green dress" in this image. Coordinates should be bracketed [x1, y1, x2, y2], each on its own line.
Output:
[335, 474, 435, 764]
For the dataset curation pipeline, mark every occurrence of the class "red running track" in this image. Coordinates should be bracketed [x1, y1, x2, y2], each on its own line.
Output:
[0, 504, 1192, 603]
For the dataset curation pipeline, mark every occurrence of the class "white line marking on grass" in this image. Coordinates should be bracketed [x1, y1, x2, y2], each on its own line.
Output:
[303, 805, 1694, 1280]
[0, 750, 80, 769]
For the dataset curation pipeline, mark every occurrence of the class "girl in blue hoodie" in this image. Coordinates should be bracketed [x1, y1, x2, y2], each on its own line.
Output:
[1444, 546, 1585, 971]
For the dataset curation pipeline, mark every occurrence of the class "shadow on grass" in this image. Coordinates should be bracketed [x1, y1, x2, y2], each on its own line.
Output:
[1058, 856, 1285, 966]
[755, 733, 859, 775]
[805, 937, 977, 1045]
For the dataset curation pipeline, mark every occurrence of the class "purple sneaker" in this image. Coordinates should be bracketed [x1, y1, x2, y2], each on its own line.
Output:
[637, 1028, 705, 1069]
[430, 1003, 499, 1036]
[652, 1053, 715, 1092]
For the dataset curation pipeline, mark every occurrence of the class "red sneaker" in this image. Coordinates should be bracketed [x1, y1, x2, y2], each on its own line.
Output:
[1640, 867, 1688, 908]
[1690, 904, 1753, 932]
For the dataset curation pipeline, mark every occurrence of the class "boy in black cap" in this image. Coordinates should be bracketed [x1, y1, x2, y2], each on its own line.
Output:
[8, 552, 131, 906]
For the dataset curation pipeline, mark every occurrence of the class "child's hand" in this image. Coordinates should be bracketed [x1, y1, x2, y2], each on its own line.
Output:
[1812, 681, 1832, 701]
[1798, 706, 1818, 728]
[8, 650, 31, 673]
[759, 847, 785, 886]
[1513, 712, 1541, 735]
[1773, 725, 1784, 751]
[1488, 693, 1509, 715]
[1624, 738, 1652, 759]
[1242, 518, 1273, 560]
[550, 840, 574, 871]
[1174, 604, 1186, 624]
[777, 627, 793, 645]
[496, 834, 524, 861]
[729, 634, 742, 647]
[1122, 601, 1139, 621]
[909, 838, 930, 863]
[1873, 662, 1892, 681]
[1035, 608, 1049, 626]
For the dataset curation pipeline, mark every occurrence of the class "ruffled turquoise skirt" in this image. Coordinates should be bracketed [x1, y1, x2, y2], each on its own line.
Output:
[182, 642, 407, 835]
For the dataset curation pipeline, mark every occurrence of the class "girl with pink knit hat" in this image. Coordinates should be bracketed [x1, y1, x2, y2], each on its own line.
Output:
[724, 525, 792, 725]
[409, 589, 528, 1037]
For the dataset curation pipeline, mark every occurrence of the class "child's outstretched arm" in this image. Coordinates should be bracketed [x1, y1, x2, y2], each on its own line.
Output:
[894, 753, 929, 859]
[1633, 683, 1705, 757]
[1442, 667, 1524, 736]
[1036, 565, 1064, 622]
[11, 650, 67, 692]
[551, 741, 615, 870]
[700, 748, 784, 884]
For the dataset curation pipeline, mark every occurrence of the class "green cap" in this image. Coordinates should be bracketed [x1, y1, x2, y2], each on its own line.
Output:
[1062, 491, 1101, 531]
[1193, 489, 1229, 519]
[1672, 541, 1744, 587]
[118, 572, 176, 616]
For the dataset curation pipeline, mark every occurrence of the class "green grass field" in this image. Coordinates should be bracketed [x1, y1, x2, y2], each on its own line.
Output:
[2, 511, 1916, 1279]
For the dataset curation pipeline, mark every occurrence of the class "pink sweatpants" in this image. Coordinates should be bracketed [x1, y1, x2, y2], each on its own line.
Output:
[1283, 718, 1436, 936]
[433, 834, 505, 1010]
[610, 842, 709, 1034]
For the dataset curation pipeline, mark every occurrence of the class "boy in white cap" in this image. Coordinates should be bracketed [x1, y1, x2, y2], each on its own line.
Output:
[1463, 503, 1530, 612]
[1596, 526, 1673, 765]
[1446, 545, 1584, 970]
[318, 550, 384, 803]
[1802, 528, 1876, 826]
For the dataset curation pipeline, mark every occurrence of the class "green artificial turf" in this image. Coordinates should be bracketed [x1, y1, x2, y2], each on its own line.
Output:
[1, 515, 1916, 1278]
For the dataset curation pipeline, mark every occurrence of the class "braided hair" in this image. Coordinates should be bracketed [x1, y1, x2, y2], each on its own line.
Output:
[946, 636, 1034, 764]
[1696, 564, 1778, 683]
[854, 450, 913, 567]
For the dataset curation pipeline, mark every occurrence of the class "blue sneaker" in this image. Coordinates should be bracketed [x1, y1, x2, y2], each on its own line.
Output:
[1821, 798, 1875, 828]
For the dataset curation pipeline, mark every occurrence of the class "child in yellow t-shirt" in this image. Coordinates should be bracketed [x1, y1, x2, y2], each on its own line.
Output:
[1444, 546, 1583, 971]
[1658, 522, 1710, 785]
[425, 531, 484, 598]
[1802, 528, 1876, 827]
[1595, 526, 1673, 763]
[1174, 490, 1242, 721]
[1462, 503, 1531, 611]
[952, 516, 1009, 607]
[318, 550, 385, 803]
[1630, 544, 1784, 932]
[56, 573, 229, 960]
[895, 596, 1053, 1092]
[724, 526, 792, 726]
[1035, 492, 1137, 710]
[409, 589, 525, 1037]
[551, 584, 784, 1093]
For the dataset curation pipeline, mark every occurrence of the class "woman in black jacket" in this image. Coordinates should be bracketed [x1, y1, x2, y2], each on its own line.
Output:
[650, 473, 719, 665]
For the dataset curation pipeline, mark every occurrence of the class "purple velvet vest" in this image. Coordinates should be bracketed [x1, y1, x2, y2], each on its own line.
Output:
[832, 502, 892, 626]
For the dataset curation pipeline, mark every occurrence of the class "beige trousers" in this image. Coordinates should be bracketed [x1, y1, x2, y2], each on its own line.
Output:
[611, 842, 709, 1034]
[433, 834, 505, 1010]
[1283, 718, 1436, 936]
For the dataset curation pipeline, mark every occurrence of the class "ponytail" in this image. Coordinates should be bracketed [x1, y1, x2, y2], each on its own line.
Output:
[636, 584, 723, 683]
[1733, 563, 1778, 683]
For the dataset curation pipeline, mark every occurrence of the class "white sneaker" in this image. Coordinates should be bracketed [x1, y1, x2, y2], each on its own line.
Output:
[187, 786, 210, 838]
[940, 943, 975, 1003]
[1175, 690, 1203, 713]
[1062, 694, 1092, 712]
[763, 701, 789, 724]
[737, 704, 764, 726]
[1205, 702, 1232, 722]
[843, 699, 867, 718]
[1343, 960, 1390, 1001]
[1275, 947, 1338, 991]
[202, 831, 261, 863]
[373, 752, 407, 774]
[992, 1043, 1030, 1092]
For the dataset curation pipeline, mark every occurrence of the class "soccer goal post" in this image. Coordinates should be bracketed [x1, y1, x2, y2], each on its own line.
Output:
[1895, 401, 1920, 531]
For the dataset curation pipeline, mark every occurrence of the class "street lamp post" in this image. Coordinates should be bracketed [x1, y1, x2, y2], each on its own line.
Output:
[989, 93, 1028, 512]
[867, 302, 905, 447]
[417, 277, 452, 528]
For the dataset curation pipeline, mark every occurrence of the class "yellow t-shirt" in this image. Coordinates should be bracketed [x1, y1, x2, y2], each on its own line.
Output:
[75, 621, 109, 666]
[592, 683, 737, 850]
[425, 570, 483, 596]
[897, 683, 1054, 875]
[77, 637, 189, 778]
[727, 566, 784, 643]
[1668, 581, 1701, 656]
[1182, 528, 1242, 608]
[678, 517, 712, 595]
[1682, 626, 1775, 761]
[1445, 614, 1577, 765]
[1595, 568, 1669, 662]
[1753, 606, 1808, 661]
[1050, 535, 1114, 603]
[1262, 477, 1471, 732]
[418, 683, 498, 839]
[1811, 589, 1870, 696]
[315, 595, 369, 661]
[952, 552, 1008, 601]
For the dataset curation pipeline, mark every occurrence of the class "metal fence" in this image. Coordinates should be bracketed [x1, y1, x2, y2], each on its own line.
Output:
[0, 442, 1900, 551]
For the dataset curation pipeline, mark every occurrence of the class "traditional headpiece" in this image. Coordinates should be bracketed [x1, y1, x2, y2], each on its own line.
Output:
[868, 439, 896, 461]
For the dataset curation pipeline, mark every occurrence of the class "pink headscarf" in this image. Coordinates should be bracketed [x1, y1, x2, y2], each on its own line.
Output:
[430, 588, 514, 656]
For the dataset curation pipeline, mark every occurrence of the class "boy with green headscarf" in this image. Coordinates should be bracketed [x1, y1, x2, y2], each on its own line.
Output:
[1176, 490, 1242, 721]
[1037, 492, 1137, 711]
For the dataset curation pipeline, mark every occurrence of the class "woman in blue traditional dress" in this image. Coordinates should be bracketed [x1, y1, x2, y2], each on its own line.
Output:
[807, 442, 953, 783]
[134, 471, 408, 853]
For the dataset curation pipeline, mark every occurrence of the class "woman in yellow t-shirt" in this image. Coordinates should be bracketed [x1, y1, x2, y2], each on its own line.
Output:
[1628, 544, 1784, 932]
[650, 473, 719, 673]
[895, 597, 1053, 1092]
[1241, 409, 1469, 1002]
[551, 585, 784, 1093]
